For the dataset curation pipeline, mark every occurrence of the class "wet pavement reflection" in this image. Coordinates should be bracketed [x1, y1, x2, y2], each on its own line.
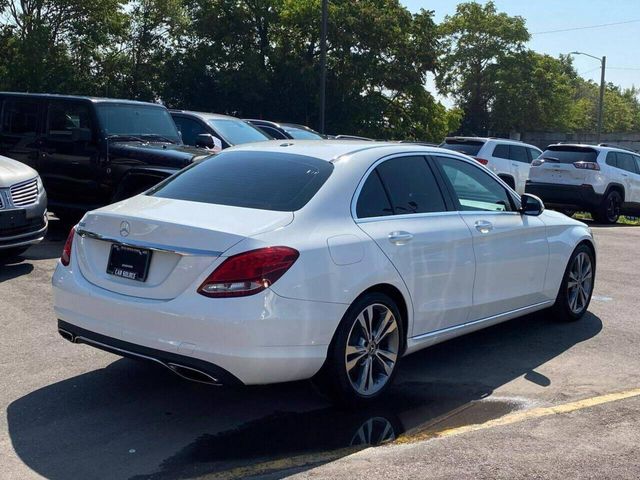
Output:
[7, 306, 602, 480]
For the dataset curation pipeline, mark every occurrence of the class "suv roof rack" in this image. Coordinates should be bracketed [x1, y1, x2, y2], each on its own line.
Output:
[598, 143, 638, 153]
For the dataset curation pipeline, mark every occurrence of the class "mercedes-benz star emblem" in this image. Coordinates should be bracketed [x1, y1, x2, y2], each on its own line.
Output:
[120, 221, 131, 237]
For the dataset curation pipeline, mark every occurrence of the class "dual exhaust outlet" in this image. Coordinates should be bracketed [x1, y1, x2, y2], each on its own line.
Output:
[58, 328, 221, 386]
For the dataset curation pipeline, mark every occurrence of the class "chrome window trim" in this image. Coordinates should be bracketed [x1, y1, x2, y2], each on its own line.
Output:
[76, 229, 222, 257]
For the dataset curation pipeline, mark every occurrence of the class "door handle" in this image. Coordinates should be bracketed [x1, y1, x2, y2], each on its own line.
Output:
[388, 231, 413, 245]
[474, 220, 493, 234]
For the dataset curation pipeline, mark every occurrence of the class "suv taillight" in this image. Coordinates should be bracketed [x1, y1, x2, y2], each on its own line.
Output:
[60, 226, 76, 266]
[198, 247, 299, 298]
[573, 161, 600, 171]
[531, 159, 544, 167]
[473, 157, 489, 165]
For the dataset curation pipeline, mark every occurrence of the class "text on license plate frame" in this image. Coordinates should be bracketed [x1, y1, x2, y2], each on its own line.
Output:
[106, 243, 152, 282]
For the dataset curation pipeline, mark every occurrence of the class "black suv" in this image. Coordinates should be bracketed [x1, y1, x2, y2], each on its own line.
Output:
[0, 92, 209, 221]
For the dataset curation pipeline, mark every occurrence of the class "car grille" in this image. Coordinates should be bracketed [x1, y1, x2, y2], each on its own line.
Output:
[10, 178, 39, 207]
[0, 194, 4, 209]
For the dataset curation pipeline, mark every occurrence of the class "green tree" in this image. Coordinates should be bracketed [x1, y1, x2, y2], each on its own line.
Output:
[437, 1, 529, 135]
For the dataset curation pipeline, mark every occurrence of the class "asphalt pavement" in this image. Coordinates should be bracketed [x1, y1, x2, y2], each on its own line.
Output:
[1, 218, 639, 479]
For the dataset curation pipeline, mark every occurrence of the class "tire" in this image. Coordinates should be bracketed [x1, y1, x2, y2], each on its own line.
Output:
[593, 190, 622, 224]
[315, 292, 404, 406]
[551, 244, 595, 322]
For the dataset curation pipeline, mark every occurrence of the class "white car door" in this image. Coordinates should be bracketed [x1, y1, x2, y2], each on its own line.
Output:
[431, 154, 550, 321]
[354, 155, 475, 337]
[615, 152, 640, 204]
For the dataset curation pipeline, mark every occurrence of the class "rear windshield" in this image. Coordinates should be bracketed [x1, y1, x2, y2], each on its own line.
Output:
[440, 139, 485, 156]
[148, 151, 333, 211]
[541, 146, 598, 164]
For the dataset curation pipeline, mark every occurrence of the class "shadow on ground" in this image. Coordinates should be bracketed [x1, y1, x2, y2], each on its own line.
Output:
[7, 311, 602, 480]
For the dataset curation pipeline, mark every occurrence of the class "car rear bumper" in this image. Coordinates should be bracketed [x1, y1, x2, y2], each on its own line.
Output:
[52, 260, 348, 385]
[525, 182, 602, 210]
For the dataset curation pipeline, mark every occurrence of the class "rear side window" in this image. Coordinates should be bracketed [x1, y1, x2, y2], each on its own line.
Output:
[356, 171, 393, 218]
[635, 156, 640, 173]
[606, 152, 618, 168]
[541, 146, 597, 164]
[440, 139, 485, 156]
[1, 98, 40, 136]
[47, 101, 94, 140]
[492, 144, 510, 159]
[375, 156, 446, 215]
[149, 151, 333, 211]
[616, 153, 637, 173]
[510, 145, 529, 163]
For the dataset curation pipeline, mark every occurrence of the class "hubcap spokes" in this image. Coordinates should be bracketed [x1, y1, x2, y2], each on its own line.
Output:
[345, 304, 400, 396]
[567, 252, 593, 314]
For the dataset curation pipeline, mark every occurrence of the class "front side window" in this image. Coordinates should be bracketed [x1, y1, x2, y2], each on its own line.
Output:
[47, 101, 94, 141]
[1, 99, 39, 136]
[149, 151, 333, 211]
[173, 116, 207, 146]
[259, 126, 286, 139]
[207, 118, 270, 145]
[96, 103, 180, 143]
[436, 156, 513, 212]
[375, 156, 446, 215]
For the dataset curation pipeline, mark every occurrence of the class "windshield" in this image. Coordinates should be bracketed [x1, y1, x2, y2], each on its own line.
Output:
[283, 126, 323, 140]
[148, 151, 333, 211]
[541, 146, 598, 164]
[440, 139, 485, 156]
[207, 118, 270, 145]
[96, 104, 181, 143]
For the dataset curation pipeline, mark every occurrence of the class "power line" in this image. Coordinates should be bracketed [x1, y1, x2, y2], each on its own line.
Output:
[607, 67, 640, 71]
[532, 19, 640, 35]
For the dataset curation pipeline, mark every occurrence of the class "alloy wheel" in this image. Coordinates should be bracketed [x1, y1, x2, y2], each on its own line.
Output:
[606, 195, 620, 223]
[345, 303, 400, 396]
[567, 252, 593, 314]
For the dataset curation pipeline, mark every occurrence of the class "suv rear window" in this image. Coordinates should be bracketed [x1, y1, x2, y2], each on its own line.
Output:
[149, 151, 333, 211]
[541, 146, 598, 164]
[440, 138, 485, 156]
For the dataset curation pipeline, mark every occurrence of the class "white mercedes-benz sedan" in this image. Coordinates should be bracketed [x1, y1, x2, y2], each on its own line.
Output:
[52, 141, 596, 404]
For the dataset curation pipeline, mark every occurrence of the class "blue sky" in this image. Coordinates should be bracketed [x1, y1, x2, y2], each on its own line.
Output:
[401, 0, 640, 105]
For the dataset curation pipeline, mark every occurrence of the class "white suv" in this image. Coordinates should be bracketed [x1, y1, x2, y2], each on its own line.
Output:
[440, 137, 542, 194]
[526, 143, 640, 224]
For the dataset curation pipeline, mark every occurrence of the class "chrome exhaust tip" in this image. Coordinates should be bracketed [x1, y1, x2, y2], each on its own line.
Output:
[58, 328, 74, 342]
[165, 362, 221, 386]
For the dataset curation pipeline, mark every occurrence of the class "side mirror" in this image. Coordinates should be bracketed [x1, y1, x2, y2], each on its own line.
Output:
[520, 193, 545, 216]
[196, 133, 222, 151]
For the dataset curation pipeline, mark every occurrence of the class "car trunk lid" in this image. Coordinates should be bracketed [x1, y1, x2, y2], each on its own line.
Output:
[75, 195, 293, 300]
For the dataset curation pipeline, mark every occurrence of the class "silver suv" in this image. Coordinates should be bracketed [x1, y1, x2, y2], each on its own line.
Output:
[440, 137, 542, 194]
[526, 143, 640, 224]
[0, 154, 48, 257]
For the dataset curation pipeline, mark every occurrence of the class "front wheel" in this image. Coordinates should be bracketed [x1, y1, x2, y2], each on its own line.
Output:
[315, 293, 403, 405]
[551, 244, 595, 321]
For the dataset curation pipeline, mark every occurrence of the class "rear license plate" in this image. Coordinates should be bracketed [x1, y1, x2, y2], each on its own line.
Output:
[0, 209, 27, 230]
[106, 244, 152, 282]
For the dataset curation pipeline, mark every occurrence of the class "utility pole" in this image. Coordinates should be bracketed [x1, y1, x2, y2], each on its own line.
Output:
[569, 51, 606, 143]
[319, 0, 328, 135]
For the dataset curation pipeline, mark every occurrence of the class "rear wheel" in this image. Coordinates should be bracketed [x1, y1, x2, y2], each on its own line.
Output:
[315, 293, 403, 405]
[551, 244, 595, 321]
[593, 190, 621, 224]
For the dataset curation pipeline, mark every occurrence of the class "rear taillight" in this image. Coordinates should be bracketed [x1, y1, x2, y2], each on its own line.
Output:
[531, 159, 544, 167]
[60, 226, 76, 266]
[473, 157, 489, 165]
[573, 161, 600, 171]
[198, 247, 299, 298]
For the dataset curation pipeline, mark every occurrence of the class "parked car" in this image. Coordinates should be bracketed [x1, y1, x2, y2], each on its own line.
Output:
[0, 92, 210, 223]
[439, 137, 542, 194]
[170, 110, 271, 150]
[0, 154, 47, 257]
[526, 143, 640, 224]
[245, 119, 324, 140]
[53, 141, 595, 404]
